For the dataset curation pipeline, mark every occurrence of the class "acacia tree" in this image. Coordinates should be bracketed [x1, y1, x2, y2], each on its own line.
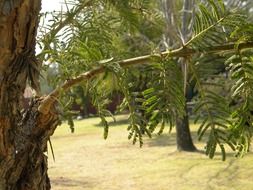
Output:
[0, 0, 160, 188]
[39, 0, 253, 161]
[1, 0, 253, 189]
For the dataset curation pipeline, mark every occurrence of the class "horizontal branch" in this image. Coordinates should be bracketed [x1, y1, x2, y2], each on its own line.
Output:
[38, 41, 253, 114]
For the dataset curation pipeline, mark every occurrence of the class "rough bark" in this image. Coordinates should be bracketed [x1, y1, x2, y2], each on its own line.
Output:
[0, 0, 59, 189]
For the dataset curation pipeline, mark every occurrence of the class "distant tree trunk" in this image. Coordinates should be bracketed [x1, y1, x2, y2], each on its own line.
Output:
[161, 0, 196, 151]
[176, 106, 197, 151]
[175, 61, 197, 152]
[175, 0, 196, 152]
[175, 59, 197, 152]
[175, 65, 197, 151]
[0, 0, 58, 189]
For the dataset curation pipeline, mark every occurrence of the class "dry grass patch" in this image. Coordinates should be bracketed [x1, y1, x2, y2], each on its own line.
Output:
[48, 115, 253, 190]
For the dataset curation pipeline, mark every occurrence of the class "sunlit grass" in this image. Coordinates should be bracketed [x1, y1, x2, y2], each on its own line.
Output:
[48, 115, 253, 190]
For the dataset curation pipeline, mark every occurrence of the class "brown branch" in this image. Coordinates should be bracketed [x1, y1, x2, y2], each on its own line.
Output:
[38, 41, 253, 114]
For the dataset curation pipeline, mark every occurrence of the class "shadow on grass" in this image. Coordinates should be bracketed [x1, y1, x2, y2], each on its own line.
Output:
[146, 131, 203, 147]
[51, 177, 95, 188]
[146, 133, 177, 147]
[93, 117, 245, 159]
[145, 130, 240, 159]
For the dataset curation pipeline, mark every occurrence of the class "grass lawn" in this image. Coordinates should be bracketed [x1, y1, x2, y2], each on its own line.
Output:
[48, 115, 253, 190]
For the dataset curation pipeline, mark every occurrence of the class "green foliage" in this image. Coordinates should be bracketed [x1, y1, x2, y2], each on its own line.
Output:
[175, 0, 253, 159]
[58, 95, 78, 133]
[225, 51, 253, 157]
[89, 81, 115, 139]
[187, 0, 246, 49]
[189, 53, 232, 160]
[143, 58, 185, 134]
[39, 0, 253, 159]
[105, 62, 150, 146]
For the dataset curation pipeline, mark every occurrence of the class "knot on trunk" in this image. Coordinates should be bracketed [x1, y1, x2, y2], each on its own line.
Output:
[0, 97, 59, 189]
[20, 96, 60, 139]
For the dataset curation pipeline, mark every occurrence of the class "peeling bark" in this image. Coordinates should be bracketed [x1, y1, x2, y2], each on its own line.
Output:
[0, 98, 60, 189]
[0, 0, 57, 189]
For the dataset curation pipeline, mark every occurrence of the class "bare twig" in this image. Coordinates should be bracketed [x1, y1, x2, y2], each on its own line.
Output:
[37, 0, 92, 59]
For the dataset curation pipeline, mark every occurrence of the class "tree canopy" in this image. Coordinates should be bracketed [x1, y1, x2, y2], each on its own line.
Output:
[36, 0, 253, 160]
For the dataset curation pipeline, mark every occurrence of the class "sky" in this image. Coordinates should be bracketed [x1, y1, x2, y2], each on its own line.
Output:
[41, 0, 63, 12]
[37, 0, 68, 54]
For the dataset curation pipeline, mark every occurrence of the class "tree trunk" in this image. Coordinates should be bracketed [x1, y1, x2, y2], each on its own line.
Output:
[175, 0, 197, 152]
[175, 65, 197, 152]
[176, 106, 197, 152]
[176, 117, 196, 152]
[0, 1, 58, 189]
[161, 0, 196, 152]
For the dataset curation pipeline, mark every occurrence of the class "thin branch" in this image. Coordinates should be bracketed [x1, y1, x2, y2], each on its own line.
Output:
[38, 41, 253, 114]
[37, 0, 92, 58]
[184, 16, 225, 47]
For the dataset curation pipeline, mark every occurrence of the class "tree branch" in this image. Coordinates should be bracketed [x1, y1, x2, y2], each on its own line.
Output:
[38, 41, 253, 114]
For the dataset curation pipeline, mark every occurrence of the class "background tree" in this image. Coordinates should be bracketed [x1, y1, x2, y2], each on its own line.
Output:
[151, 0, 253, 152]
[159, 0, 197, 151]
